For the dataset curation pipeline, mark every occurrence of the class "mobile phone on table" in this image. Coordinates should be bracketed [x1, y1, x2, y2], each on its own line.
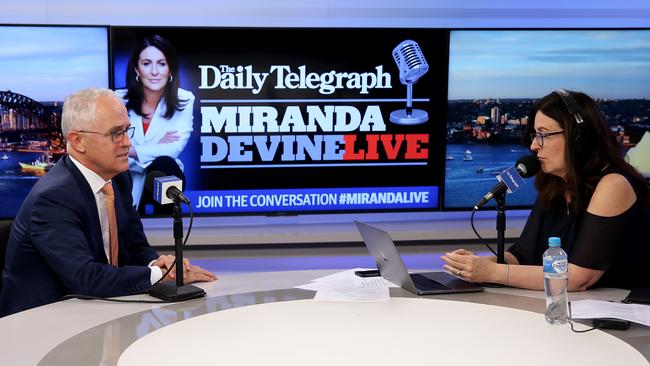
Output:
[355, 269, 381, 277]
[592, 318, 631, 330]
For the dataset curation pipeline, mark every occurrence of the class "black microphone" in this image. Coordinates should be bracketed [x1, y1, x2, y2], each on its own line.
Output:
[473, 155, 540, 210]
[144, 171, 190, 205]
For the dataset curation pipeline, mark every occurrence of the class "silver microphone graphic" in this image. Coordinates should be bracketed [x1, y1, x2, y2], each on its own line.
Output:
[390, 39, 429, 125]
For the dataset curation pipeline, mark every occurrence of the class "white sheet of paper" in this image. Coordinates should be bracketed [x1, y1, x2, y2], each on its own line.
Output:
[570, 299, 650, 326]
[308, 268, 361, 284]
[294, 282, 322, 291]
[293, 268, 393, 302]
[294, 268, 398, 291]
[313, 285, 389, 302]
[353, 276, 388, 288]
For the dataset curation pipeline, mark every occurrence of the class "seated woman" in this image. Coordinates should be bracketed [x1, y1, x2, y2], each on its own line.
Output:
[116, 34, 194, 215]
[442, 89, 650, 291]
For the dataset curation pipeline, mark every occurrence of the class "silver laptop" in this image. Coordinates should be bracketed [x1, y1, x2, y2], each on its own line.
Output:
[355, 221, 483, 295]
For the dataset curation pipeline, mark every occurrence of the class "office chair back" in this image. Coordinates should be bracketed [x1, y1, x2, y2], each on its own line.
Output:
[0, 219, 13, 292]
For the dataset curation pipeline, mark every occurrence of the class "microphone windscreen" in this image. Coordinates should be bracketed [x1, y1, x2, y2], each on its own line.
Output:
[144, 171, 166, 193]
[516, 155, 541, 178]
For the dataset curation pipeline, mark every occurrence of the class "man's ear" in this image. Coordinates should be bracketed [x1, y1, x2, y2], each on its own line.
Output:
[66, 131, 86, 153]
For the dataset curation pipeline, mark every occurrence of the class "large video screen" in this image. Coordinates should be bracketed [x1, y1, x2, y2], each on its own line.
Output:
[111, 27, 448, 216]
[444, 30, 650, 209]
[0, 25, 109, 219]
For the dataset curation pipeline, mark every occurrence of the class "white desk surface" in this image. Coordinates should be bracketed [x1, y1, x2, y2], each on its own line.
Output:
[0, 270, 648, 366]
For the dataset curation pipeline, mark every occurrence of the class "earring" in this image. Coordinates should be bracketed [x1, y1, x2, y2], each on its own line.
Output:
[136, 75, 140, 83]
[169, 75, 173, 83]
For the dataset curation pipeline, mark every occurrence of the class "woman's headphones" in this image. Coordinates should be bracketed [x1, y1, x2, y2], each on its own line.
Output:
[553, 89, 590, 163]
[553, 89, 584, 144]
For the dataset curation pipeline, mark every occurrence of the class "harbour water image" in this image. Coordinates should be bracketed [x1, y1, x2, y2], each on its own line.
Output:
[0, 151, 56, 218]
[444, 143, 538, 208]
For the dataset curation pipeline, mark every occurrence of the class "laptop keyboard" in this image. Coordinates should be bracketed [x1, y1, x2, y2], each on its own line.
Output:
[410, 273, 449, 291]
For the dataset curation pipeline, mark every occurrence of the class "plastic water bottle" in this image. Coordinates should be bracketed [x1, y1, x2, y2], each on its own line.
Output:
[543, 236, 568, 325]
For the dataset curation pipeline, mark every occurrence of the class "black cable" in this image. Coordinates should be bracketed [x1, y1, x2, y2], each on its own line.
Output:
[568, 319, 598, 333]
[470, 207, 497, 256]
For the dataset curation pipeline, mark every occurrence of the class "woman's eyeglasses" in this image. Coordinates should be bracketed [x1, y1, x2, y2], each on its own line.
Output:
[530, 130, 564, 147]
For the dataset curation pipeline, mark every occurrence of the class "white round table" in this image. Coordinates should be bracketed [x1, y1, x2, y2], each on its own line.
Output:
[119, 297, 648, 366]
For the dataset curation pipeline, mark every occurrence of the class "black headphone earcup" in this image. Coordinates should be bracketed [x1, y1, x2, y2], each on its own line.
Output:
[571, 125, 586, 163]
[553, 89, 587, 163]
[573, 124, 581, 145]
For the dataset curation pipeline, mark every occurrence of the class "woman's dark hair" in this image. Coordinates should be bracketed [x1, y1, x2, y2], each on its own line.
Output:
[523, 90, 648, 214]
[124, 35, 187, 119]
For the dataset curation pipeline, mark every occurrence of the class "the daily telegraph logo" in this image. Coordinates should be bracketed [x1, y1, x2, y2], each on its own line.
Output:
[198, 64, 430, 167]
[198, 64, 390, 95]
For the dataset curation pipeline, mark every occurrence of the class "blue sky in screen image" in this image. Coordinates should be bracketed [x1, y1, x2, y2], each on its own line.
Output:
[0, 26, 108, 102]
[448, 30, 650, 100]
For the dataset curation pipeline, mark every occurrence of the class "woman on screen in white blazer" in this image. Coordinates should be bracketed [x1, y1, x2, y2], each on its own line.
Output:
[116, 34, 194, 214]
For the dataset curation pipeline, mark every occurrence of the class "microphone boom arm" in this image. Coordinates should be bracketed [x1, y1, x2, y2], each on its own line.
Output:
[495, 192, 507, 264]
[173, 198, 184, 287]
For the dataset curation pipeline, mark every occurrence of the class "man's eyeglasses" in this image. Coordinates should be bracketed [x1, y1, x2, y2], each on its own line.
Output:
[530, 130, 564, 147]
[76, 126, 135, 142]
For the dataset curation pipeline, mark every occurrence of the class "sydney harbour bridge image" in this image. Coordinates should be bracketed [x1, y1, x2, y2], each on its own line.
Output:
[0, 90, 64, 174]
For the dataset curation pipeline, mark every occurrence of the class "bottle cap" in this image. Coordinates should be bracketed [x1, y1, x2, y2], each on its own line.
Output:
[548, 236, 561, 247]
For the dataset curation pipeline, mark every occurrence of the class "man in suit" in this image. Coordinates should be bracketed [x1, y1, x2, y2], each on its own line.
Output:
[0, 88, 216, 317]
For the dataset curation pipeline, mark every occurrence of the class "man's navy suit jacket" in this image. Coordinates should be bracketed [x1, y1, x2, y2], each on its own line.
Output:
[0, 155, 159, 316]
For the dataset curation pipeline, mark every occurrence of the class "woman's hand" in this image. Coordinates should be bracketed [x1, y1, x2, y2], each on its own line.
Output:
[440, 249, 498, 283]
[158, 130, 180, 144]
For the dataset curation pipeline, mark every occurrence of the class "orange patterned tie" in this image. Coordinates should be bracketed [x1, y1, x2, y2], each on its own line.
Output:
[101, 182, 119, 266]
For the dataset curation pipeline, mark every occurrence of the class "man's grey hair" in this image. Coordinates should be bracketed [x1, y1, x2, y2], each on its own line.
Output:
[61, 88, 119, 138]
